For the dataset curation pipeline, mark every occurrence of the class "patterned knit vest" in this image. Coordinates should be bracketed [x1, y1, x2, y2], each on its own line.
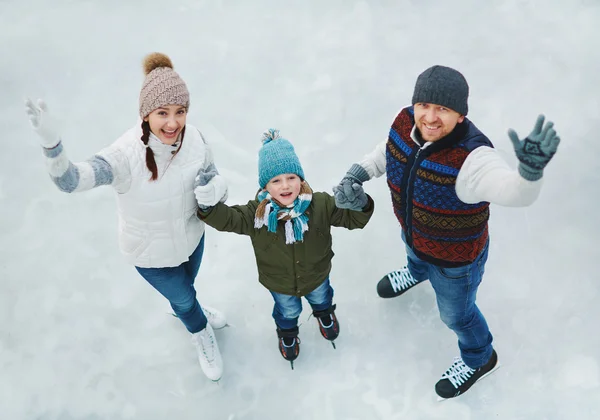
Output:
[386, 106, 493, 267]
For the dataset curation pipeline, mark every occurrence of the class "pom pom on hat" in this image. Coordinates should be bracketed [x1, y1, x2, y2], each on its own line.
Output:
[139, 52, 189, 118]
[143, 52, 174, 75]
[257, 128, 305, 188]
[261, 128, 281, 145]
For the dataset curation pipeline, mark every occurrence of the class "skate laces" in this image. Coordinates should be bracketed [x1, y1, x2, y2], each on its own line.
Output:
[388, 267, 418, 293]
[203, 307, 217, 322]
[196, 329, 216, 363]
[440, 357, 475, 388]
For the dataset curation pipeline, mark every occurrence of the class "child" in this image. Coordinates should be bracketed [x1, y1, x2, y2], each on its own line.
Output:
[25, 53, 228, 381]
[194, 129, 374, 367]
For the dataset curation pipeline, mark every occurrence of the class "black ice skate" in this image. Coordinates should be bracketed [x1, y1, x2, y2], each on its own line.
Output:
[312, 304, 339, 349]
[435, 350, 500, 400]
[276, 326, 300, 370]
[376, 266, 423, 298]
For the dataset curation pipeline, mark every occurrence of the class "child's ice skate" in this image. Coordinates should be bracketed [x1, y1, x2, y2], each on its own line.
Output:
[312, 304, 339, 349]
[276, 326, 300, 370]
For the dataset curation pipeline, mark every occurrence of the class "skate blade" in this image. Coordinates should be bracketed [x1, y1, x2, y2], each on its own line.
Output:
[436, 362, 502, 402]
[331, 341, 337, 349]
[290, 360, 294, 370]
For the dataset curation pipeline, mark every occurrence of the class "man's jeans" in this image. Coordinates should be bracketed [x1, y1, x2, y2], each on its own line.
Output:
[136, 235, 208, 334]
[406, 241, 493, 369]
[270, 278, 334, 330]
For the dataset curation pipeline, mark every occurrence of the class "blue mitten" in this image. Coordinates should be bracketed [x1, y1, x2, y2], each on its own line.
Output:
[508, 115, 560, 181]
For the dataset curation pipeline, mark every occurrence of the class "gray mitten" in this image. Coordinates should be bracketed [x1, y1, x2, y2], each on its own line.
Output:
[194, 164, 218, 189]
[194, 164, 225, 210]
[333, 164, 370, 211]
[508, 115, 560, 181]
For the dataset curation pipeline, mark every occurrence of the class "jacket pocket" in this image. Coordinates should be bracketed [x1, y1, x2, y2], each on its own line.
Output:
[310, 228, 333, 265]
[119, 224, 148, 257]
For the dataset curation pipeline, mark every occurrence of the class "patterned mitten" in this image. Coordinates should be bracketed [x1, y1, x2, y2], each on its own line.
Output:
[508, 114, 560, 181]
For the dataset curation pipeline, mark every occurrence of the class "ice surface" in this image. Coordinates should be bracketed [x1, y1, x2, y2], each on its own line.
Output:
[1, 0, 599, 419]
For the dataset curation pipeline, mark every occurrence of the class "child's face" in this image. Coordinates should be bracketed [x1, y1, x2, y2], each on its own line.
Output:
[266, 174, 302, 206]
[144, 105, 187, 145]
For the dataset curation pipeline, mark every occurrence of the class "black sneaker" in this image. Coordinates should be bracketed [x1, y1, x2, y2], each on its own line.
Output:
[276, 327, 300, 369]
[312, 304, 340, 342]
[435, 350, 499, 399]
[376, 266, 423, 298]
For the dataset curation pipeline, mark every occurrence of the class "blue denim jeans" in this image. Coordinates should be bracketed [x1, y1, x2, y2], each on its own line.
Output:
[405, 240, 493, 369]
[270, 278, 334, 330]
[135, 235, 208, 334]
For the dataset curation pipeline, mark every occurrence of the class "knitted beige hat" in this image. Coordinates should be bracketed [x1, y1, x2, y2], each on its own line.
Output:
[139, 53, 190, 118]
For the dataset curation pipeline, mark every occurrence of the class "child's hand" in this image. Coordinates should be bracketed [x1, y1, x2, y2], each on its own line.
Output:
[194, 164, 218, 188]
[333, 179, 368, 211]
[194, 166, 228, 209]
[333, 163, 370, 210]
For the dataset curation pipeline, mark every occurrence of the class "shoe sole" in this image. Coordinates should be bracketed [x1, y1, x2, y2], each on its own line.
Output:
[436, 362, 502, 402]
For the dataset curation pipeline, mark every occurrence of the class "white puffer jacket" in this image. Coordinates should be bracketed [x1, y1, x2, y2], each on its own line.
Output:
[44, 122, 222, 268]
[104, 123, 214, 267]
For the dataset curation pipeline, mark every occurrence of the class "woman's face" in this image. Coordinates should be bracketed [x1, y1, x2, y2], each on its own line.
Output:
[144, 105, 187, 145]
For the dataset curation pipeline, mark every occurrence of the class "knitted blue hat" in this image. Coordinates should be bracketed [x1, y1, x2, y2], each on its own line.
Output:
[258, 129, 305, 188]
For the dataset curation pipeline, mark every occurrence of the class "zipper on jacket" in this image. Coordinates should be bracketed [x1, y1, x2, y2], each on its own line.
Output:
[401, 121, 466, 248]
[404, 147, 423, 245]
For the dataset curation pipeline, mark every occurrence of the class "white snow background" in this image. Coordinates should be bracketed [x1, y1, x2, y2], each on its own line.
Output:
[1, 0, 599, 419]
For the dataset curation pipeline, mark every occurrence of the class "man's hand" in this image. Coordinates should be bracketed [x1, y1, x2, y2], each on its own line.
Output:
[333, 163, 370, 210]
[508, 115, 560, 181]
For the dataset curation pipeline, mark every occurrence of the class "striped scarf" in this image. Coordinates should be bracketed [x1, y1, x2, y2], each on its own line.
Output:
[254, 181, 313, 244]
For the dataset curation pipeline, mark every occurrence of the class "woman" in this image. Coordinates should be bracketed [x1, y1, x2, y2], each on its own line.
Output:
[25, 52, 228, 382]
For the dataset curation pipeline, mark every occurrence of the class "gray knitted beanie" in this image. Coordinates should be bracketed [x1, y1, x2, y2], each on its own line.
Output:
[411, 65, 469, 116]
[139, 53, 190, 118]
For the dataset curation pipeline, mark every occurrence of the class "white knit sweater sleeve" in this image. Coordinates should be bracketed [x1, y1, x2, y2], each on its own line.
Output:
[43, 140, 131, 194]
[455, 146, 543, 206]
[95, 141, 132, 193]
[357, 140, 388, 179]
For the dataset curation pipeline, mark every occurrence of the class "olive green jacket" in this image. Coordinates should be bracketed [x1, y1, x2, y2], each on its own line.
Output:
[199, 192, 374, 296]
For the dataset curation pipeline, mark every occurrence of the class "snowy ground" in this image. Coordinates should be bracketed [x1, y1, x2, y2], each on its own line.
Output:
[1, 0, 599, 419]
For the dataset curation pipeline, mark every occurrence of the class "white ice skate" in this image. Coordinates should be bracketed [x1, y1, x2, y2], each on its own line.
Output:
[169, 305, 228, 329]
[202, 305, 228, 329]
[191, 323, 223, 381]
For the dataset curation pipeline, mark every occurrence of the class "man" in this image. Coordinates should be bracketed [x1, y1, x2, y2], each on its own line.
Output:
[334, 65, 560, 399]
